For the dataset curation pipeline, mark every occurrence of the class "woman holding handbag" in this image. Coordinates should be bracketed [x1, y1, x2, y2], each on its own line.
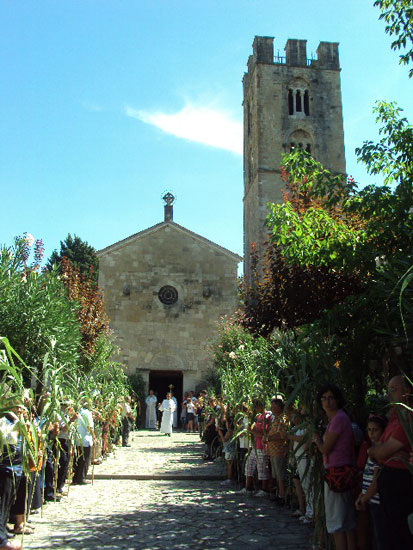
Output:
[312, 384, 357, 550]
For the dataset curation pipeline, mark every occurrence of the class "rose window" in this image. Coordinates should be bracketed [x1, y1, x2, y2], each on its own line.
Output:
[158, 286, 178, 305]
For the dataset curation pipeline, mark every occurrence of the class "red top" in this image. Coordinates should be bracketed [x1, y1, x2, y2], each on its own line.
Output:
[254, 412, 272, 451]
[380, 410, 411, 470]
[357, 440, 369, 471]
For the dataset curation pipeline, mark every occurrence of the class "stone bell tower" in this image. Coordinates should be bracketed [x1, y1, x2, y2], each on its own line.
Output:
[243, 37, 346, 279]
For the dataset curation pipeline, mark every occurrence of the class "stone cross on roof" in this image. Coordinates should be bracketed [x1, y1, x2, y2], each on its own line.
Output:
[162, 192, 175, 206]
[162, 192, 175, 221]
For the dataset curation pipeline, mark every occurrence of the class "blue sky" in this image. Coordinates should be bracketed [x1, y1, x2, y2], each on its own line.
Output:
[1, 0, 412, 268]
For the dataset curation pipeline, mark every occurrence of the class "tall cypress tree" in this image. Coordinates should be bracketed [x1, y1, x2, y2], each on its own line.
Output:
[47, 233, 99, 283]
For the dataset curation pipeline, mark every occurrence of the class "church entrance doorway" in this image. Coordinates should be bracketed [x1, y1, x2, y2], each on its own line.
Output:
[149, 370, 183, 423]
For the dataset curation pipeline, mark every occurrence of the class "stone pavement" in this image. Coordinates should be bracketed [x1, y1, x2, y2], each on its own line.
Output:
[22, 430, 313, 550]
[88, 430, 225, 480]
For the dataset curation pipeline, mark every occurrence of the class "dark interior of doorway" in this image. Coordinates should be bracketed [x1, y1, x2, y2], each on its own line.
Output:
[149, 370, 183, 420]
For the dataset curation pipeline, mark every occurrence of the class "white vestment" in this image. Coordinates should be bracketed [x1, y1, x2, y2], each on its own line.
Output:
[159, 399, 176, 434]
[171, 396, 178, 428]
[145, 395, 158, 429]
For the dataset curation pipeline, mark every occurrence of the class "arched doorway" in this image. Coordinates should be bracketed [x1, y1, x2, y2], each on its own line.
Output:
[149, 370, 183, 422]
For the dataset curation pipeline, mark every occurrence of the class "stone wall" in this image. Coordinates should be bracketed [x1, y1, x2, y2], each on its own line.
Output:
[98, 223, 240, 392]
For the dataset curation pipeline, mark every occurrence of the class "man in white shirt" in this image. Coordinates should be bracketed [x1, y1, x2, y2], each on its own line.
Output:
[57, 401, 78, 493]
[72, 402, 94, 485]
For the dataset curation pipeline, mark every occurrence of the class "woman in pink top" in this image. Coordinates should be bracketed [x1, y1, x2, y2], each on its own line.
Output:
[312, 384, 356, 550]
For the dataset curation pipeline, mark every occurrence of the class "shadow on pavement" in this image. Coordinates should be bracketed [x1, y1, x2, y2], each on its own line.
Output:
[26, 482, 312, 550]
[137, 446, 202, 454]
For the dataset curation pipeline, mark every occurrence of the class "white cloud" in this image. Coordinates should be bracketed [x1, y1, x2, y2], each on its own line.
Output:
[125, 103, 242, 155]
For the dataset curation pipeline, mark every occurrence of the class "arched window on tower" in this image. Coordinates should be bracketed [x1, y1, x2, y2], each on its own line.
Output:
[304, 90, 310, 116]
[288, 89, 294, 115]
[287, 82, 311, 117]
[287, 130, 313, 157]
[296, 90, 302, 112]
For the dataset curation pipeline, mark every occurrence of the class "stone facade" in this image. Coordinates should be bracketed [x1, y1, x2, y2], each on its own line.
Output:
[243, 37, 346, 278]
[97, 206, 241, 395]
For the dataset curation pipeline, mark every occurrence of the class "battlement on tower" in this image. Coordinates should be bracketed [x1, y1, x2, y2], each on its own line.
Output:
[247, 36, 340, 73]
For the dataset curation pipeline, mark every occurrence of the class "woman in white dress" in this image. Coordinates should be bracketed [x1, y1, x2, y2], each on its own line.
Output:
[145, 390, 158, 430]
[159, 393, 176, 436]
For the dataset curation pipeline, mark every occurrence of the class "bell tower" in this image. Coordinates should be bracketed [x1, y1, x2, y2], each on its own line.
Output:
[243, 37, 346, 279]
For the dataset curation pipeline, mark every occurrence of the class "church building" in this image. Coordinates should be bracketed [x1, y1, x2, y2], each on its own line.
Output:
[97, 193, 241, 403]
[98, 35, 346, 402]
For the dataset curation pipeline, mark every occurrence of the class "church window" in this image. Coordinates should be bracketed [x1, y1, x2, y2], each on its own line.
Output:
[288, 89, 294, 115]
[287, 130, 313, 157]
[295, 90, 302, 112]
[304, 90, 310, 115]
[158, 286, 178, 305]
[288, 84, 310, 116]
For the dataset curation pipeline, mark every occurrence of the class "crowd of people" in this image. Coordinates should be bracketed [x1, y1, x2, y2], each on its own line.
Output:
[1, 377, 411, 550]
[0, 386, 214, 550]
[144, 389, 207, 435]
[197, 375, 413, 550]
[0, 391, 139, 550]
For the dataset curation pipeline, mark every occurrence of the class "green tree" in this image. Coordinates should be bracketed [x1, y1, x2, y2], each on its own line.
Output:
[353, 100, 413, 258]
[47, 233, 99, 283]
[0, 236, 81, 377]
[374, 0, 413, 77]
[259, 103, 413, 384]
[267, 102, 413, 274]
[242, 150, 365, 334]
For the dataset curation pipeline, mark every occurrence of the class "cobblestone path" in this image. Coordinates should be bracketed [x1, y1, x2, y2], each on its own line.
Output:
[23, 431, 313, 550]
[89, 430, 224, 479]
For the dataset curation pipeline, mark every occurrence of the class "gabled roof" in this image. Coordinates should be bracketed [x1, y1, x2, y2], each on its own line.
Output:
[97, 220, 242, 263]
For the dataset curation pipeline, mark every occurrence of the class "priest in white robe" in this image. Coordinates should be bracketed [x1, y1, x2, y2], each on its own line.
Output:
[159, 393, 176, 436]
[145, 390, 158, 430]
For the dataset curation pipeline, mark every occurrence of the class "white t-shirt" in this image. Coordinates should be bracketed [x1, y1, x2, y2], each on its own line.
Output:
[122, 402, 131, 418]
[76, 408, 94, 447]
[239, 417, 249, 449]
[292, 428, 306, 461]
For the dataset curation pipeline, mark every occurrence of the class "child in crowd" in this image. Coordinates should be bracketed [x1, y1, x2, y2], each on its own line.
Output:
[356, 415, 389, 550]
[218, 413, 235, 486]
[186, 397, 196, 433]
